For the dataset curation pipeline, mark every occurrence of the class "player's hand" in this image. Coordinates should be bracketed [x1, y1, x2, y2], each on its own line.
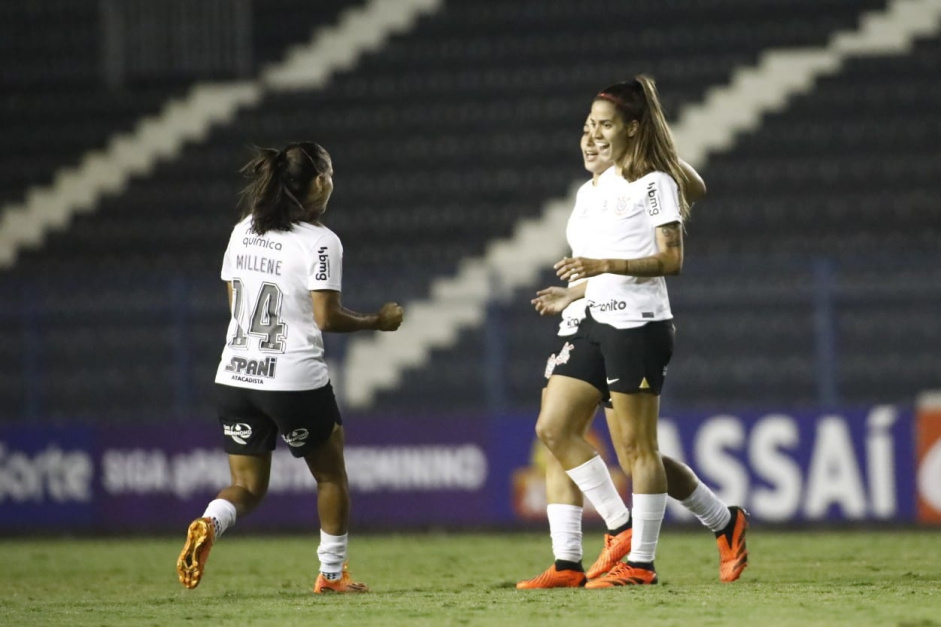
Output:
[554, 256, 605, 282]
[377, 302, 404, 331]
[531, 286, 573, 316]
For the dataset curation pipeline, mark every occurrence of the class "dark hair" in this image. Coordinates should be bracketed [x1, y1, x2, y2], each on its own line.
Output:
[595, 76, 689, 219]
[238, 142, 331, 234]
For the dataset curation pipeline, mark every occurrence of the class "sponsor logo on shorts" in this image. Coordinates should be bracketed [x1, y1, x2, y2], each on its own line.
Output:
[282, 429, 310, 448]
[224, 423, 252, 445]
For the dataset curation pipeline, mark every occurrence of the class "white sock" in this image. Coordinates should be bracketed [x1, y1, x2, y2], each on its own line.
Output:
[547, 504, 583, 563]
[317, 530, 348, 579]
[628, 493, 667, 564]
[565, 456, 631, 530]
[202, 499, 237, 539]
[681, 482, 732, 533]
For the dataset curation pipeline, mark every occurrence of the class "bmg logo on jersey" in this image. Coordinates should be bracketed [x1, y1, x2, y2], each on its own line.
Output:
[315, 246, 331, 281]
[224, 356, 278, 379]
[224, 423, 253, 445]
[646, 180, 661, 216]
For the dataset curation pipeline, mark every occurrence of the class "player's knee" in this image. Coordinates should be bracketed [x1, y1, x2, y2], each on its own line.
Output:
[234, 482, 268, 509]
[535, 419, 568, 455]
[631, 440, 660, 464]
[613, 443, 639, 469]
[614, 437, 650, 466]
[251, 487, 269, 507]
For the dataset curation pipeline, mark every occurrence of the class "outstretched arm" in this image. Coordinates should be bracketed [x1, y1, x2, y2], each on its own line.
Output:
[531, 281, 587, 316]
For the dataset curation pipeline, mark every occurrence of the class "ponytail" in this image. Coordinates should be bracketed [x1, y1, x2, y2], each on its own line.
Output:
[596, 76, 690, 220]
[238, 142, 331, 234]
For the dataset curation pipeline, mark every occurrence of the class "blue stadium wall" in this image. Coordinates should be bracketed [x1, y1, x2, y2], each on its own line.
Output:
[2, 403, 940, 532]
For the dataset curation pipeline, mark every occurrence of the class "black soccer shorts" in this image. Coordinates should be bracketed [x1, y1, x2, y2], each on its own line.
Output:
[214, 382, 343, 458]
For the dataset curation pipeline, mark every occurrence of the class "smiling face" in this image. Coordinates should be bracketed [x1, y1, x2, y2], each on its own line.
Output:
[580, 118, 615, 180]
[587, 99, 637, 167]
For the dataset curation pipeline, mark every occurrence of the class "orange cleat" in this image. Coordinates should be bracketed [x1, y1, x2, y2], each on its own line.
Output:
[586, 527, 633, 579]
[585, 561, 658, 588]
[717, 506, 749, 582]
[314, 563, 370, 594]
[516, 564, 587, 589]
[176, 517, 215, 589]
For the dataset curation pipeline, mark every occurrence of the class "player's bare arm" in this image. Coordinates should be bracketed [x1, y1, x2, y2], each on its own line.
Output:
[679, 158, 707, 204]
[555, 222, 683, 280]
[532, 281, 587, 316]
[311, 290, 404, 332]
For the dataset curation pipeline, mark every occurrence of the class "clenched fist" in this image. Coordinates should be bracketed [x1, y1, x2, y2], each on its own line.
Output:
[377, 302, 404, 331]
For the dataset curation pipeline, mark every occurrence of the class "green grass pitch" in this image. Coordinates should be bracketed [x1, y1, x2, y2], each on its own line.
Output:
[2, 529, 939, 626]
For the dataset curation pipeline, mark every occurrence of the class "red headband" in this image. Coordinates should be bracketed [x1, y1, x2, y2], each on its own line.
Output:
[596, 92, 628, 109]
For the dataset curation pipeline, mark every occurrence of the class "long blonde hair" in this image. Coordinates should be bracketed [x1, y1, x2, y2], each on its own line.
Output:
[595, 75, 690, 220]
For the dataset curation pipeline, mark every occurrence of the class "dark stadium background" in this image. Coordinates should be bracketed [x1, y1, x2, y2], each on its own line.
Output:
[1, 0, 939, 533]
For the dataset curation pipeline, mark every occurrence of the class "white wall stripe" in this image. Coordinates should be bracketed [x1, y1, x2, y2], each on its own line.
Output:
[341, 0, 941, 408]
[0, 0, 443, 267]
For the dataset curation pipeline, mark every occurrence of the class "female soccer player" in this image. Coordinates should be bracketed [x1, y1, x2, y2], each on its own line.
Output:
[517, 118, 747, 588]
[176, 142, 404, 593]
[530, 77, 747, 587]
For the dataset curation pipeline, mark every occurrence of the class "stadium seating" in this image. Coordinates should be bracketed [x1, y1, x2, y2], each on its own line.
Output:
[2, 0, 939, 422]
[0, 0, 366, 207]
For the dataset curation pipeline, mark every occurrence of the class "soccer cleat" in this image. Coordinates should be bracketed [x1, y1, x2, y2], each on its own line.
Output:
[313, 563, 370, 594]
[585, 561, 658, 588]
[586, 527, 633, 579]
[716, 506, 749, 582]
[176, 517, 215, 589]
[516, 564, 587, 589]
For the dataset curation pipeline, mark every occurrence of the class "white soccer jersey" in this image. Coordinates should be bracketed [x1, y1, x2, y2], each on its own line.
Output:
[214, 216, 343, 391]
[573, 167, 682, 329]
[557, 177, 600, 337]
